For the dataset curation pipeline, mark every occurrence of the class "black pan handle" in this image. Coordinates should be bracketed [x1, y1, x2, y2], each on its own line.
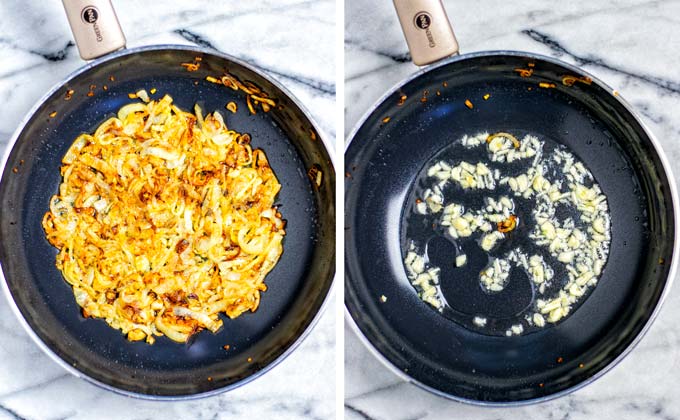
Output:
[62, 0, 126, 60]
[393, 0, 459, 66]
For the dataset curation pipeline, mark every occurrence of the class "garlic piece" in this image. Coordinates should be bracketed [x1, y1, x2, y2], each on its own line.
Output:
[533, 313, 546, 327]
[473, 316, 487, 327]
[481, 231, 504, 251]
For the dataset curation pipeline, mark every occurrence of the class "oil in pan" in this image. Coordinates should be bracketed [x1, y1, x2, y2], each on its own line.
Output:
[401, 130, 612, 337]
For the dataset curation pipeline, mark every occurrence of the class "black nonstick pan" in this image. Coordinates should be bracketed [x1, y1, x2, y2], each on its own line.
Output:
[0, 1, 335, 399]
[345, 0, 677, 404]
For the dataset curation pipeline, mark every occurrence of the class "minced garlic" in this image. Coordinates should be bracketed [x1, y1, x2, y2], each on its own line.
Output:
[455, 254, 467, 267]
[480, 257, 511, 292]
[404, 131, 611, 335]
[473, 316, 487, 327]
[404, 245, 444, 309]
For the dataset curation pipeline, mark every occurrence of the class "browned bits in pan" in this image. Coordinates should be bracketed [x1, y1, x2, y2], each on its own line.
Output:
[87, 91, 94, 97]
[442, 81, 448, 87]
[247, 357, 253, 363]
[49, 111, 58, 118]
[527, 87, 533, 91]
[538, 82, 556, 89]
[128, 92, 137, 99]
[181, 57, 201, 72]
[309, 130, 317, 141]
[90, 84, 96, 91]
[181, 63, 200, 72]
[539, 383, 544, 388]
[12, 167, 18, 174]
[436, 90, 441, 96]
[102, 85, 108, 91]
[528, 62, 535, 68]
[659, 257, 665, 265]
[109, 75, 115, 81]
[397, 94, 407, 106]
[514, 67, 534, 78]
[308, 164, 323, 188]
[150, 88, 157, 94]
[562, 75, 593, 86]
[345, 172, 352, 178]
[420, 97, 428, 103]
[578, 363, 585, 368]
[19, 160, 24, 165]
[613, 90, 619, 96]
[175, 239, 189, 254]
[557, 357, 564, 363]
[464, 99, 473, 109]
[206, 72, 277, 115]
[382, 116, 391, 124]
[223, 345, 230, 350]
[226, 101, 238, 113]
[64, 89, 74, 100]
[483, 93, 491, 100]
[207, 376, 213, 381]
[497, 215, 517, 233]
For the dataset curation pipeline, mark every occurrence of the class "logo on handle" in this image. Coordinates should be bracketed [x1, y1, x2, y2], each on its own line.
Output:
[413, 12, 432, 30]
[81, 6, 103, 42]
[413, 12, 435, 48]
[81, 6, 99, 24]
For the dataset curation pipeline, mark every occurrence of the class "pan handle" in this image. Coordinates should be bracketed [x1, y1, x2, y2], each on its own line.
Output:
[61, 0, 126, 60]
[392, 0, 459, 66]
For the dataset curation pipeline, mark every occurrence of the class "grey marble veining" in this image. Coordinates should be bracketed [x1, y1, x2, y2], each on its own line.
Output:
[0, 1, 335, 419]
[345, 0, 680, 419]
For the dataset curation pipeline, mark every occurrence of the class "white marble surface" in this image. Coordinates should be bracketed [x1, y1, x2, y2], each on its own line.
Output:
[0, 1, 335, 419]
[345, 0, 680, 419]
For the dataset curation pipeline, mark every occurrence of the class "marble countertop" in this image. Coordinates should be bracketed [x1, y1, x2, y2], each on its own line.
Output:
[345, 0, 680, 419]
[0, 1, 335, 419]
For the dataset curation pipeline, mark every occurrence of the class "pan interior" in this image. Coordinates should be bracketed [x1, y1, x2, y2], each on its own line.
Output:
[0, 47, 335, 397]
[345, 53, 674, 402]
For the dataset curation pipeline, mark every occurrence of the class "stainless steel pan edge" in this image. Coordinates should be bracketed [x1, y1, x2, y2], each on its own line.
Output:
[344, 49, 680, 406]
[0, 43, 337, 401]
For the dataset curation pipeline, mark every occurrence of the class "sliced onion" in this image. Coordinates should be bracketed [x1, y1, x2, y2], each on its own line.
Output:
[117, 103, 146, 121]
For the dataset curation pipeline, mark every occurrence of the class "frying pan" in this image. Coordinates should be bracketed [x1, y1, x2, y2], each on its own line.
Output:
[0, 0, 335, 399]
[345, 0, 678, 404]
